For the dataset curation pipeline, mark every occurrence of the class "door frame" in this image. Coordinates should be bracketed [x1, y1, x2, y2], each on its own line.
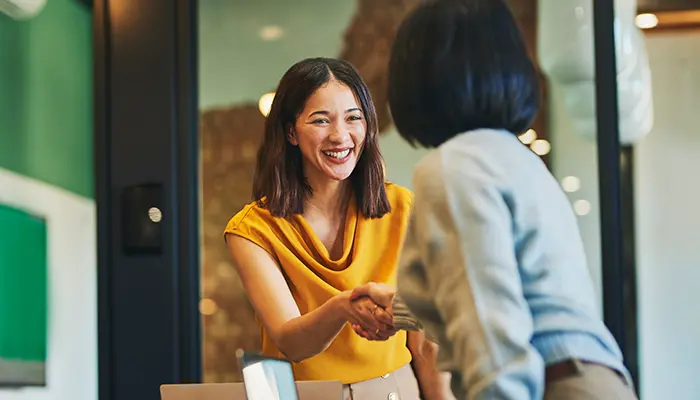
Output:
[94, 1, 201, 399]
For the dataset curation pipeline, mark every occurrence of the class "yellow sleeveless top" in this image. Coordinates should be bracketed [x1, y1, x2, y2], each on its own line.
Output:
[224, 182, 413, 384]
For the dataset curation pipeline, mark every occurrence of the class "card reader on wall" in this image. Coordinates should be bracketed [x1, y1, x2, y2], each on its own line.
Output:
[122, 183, 164, 255]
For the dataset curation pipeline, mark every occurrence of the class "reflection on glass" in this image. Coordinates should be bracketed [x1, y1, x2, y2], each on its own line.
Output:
[242, 358, 298, 400]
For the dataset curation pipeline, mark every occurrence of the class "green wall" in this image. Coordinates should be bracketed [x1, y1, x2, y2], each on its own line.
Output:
[0, 204, 47, 364]
[0, 0, 93, 198]
[0, 0, 92, 385]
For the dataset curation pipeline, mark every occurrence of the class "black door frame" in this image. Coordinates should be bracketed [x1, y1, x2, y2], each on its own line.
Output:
[592, 0, 640, 392]
[93, 0, 639, 398]
[94, 1, 200, 399]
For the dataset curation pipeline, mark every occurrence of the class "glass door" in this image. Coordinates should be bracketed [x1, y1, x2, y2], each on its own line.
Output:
[196, 0, 429, 382]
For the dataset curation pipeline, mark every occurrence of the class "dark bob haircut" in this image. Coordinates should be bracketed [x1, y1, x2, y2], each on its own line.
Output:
[253, 57, 390, 219]
[388, 0, 540, 148]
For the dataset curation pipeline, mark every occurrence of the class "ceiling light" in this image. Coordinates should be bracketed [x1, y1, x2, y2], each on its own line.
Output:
[259, 25, 284, 41]
[530, 139, 551, 156]
[258, 92, 275, 117]
[519, 129, 537, 145]
[561, 176, 581, 193]
[635, 13, 659, 29]
[573, 200, 591, 216]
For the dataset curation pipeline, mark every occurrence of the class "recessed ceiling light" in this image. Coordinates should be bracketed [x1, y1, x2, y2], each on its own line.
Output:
[530, 139, 551, 156]
[199, 298, 218, 316]
[258, 92, 275, 117]
[519, 129, 537, 145]
[561, 176, 581, 193]
[259, 25, 284, 41]
[573, 200, 591, 216]
[635, 13, 659, 29]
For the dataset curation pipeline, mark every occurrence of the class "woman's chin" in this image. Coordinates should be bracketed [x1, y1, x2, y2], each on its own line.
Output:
[324, 171, 353, 182]
[321, 165, 356, 182]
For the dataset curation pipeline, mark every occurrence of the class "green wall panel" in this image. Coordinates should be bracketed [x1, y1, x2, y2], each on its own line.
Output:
[0, 0, 93, 198]
[0, 203, 47, 364]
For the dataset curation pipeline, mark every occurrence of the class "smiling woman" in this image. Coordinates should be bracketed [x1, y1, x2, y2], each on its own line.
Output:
[221, 58, 438, 399]
[252, 58, 388, 220]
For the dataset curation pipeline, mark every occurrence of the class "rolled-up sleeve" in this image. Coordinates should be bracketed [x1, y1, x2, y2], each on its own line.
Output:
[391, 294, 424, 332]
[397, 152, 544, 400]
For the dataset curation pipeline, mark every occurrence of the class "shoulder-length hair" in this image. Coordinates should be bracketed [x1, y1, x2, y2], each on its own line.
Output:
[252, 57, 390, 219]
[388, 0, 541, 148]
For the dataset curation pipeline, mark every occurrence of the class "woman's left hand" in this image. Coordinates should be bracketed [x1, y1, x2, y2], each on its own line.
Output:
[350, 302, 397, 341]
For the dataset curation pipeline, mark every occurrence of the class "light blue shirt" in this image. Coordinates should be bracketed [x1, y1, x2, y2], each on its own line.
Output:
[396, 128, 630, 399]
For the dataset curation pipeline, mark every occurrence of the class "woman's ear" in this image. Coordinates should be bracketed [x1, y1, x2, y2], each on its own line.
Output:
[287, 126, 298, 146]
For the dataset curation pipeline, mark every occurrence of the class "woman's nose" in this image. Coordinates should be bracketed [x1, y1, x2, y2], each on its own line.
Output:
[328, 123, 350, 142]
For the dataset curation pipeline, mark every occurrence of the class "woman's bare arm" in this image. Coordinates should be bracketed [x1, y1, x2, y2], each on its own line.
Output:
[226, 235, 387, 362]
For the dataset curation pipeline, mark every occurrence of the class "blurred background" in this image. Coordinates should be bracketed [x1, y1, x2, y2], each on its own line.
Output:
[1, 0, 699, 399]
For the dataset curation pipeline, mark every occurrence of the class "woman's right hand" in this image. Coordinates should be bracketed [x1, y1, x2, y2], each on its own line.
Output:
[337, 292, 396, 340]
[350, 282, 396, 310]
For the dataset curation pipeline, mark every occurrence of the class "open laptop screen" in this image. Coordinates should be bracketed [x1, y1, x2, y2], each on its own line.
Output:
[238, 351, 299, 400]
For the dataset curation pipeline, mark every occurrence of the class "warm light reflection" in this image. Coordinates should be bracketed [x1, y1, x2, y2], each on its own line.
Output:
[635, 13, 659, 29]
[200, 298, 219, 316]
[561, 176, 581, 193]
[259, 25, 284, 41]
[258, 92, 275, 117]
[574, 200, 591, 216]
[519, 129, 537, 145]
[530, 139, 551, 156]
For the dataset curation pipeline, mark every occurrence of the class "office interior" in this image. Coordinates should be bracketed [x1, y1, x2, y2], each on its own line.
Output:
[0, 0, 698, 399]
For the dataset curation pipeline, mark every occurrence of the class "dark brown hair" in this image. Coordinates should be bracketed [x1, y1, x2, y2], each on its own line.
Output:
[253, 58, 390, 219]
[389, 0, 540, 148]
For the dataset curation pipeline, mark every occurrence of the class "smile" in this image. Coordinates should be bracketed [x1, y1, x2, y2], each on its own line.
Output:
[322, 149, 352, 159]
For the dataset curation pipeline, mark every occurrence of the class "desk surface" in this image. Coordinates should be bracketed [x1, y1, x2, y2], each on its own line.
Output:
[161, 381, 343, 400]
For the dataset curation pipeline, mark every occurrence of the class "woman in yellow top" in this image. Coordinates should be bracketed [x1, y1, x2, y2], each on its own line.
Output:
[224, 58, 445, 399]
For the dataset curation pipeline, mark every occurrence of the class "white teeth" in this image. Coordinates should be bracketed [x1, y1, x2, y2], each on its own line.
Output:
[323, 149, 350, 159]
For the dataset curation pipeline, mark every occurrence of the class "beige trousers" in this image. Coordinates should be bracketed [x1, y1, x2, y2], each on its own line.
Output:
[544, 361, 638, 400]
[343, 364, 421, 400]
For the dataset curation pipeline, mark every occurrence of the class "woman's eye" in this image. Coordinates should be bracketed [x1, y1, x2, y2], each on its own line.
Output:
[348, 115, 363, 121]
[312, 119, 330, 125]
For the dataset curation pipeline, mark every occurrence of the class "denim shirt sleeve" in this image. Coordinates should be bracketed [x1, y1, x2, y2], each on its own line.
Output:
[397, 150, 545, 400]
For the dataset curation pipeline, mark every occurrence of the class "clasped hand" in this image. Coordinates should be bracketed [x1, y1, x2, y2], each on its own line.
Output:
[346, 282, 397, 341]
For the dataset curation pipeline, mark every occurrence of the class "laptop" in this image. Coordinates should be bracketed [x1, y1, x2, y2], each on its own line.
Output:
[160, 350, 342, 400]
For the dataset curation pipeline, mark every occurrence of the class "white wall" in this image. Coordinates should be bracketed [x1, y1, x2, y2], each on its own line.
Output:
[0, 169, 97, 400]
[379, 129, 429, 191]
[635, 31, 700, 400]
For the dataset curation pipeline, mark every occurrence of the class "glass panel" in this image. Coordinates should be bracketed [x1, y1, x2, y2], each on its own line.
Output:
[197, 0, 428, 382]
[537, 1, 605, 307]
[197, 0, 615, 385]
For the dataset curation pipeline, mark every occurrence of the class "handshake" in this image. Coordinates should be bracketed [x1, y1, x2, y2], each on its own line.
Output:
[346, 282, 398, 342]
